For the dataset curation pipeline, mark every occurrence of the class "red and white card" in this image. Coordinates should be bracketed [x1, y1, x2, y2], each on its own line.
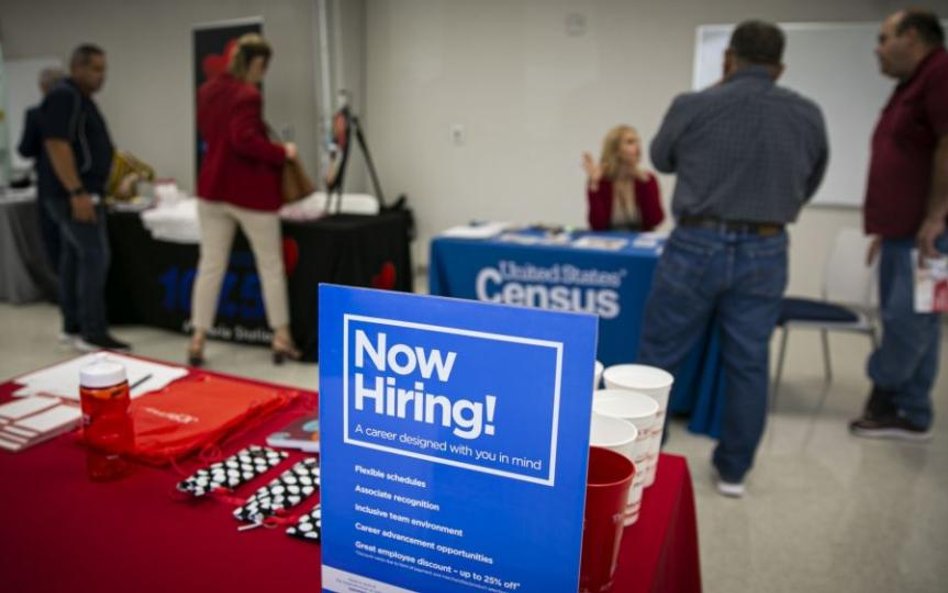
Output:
[912, 250, 948, 313]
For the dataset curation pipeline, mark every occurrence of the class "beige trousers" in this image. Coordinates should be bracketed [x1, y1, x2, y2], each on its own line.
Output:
[191, 199, 289, 331]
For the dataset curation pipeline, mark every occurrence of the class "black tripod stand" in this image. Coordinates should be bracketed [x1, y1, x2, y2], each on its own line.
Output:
[325, 103, 391, 214]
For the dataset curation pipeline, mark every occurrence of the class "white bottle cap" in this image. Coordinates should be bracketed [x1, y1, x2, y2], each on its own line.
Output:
[80, 354, 127, 389]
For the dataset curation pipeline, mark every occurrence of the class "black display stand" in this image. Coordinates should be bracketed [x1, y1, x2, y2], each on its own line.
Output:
[325, 99, 387, 214]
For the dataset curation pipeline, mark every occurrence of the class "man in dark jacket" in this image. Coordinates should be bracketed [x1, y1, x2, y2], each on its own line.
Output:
[40, 44, 129, 351]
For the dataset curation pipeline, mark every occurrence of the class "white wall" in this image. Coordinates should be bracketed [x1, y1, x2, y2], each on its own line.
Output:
[2, 0, 939, 298]
[0, 0, 341, 193]
[322, 0, 369, 193]
[363, 0, 920, 296]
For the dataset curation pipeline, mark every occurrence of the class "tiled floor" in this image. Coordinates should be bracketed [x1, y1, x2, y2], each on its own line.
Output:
[1, 298, 945, 593]
[664, 327, 948, 593]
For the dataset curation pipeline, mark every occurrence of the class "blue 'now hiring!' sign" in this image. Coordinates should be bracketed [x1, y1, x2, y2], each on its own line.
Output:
[319, 285, 598, 593]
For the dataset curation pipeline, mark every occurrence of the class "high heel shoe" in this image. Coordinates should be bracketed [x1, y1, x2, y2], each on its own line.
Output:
[187, 350, 205, 367]
[271, 338, 301, 365]
[187, 340, 205, 367]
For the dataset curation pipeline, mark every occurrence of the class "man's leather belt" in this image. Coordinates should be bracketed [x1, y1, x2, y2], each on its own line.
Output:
[679, 216, 784, 236]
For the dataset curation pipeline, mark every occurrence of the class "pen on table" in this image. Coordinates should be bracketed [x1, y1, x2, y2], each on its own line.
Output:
[129, 374, 152, 391]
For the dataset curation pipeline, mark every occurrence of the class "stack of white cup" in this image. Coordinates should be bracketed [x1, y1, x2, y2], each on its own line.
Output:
[591, 390, 659, 525]
[602, 364, 674, 487]
[589, 413, 637, 463]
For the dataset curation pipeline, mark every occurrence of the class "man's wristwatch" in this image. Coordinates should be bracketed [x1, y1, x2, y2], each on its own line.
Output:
[69, 187, 86, 197]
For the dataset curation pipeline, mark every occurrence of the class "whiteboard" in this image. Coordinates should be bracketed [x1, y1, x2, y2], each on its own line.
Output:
[693, 22, 946, 208]
[3, 57, 63, 172]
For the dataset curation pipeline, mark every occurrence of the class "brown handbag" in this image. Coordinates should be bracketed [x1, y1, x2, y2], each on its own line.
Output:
[267, 123, 316, 203]
[282, 158, 316, 204]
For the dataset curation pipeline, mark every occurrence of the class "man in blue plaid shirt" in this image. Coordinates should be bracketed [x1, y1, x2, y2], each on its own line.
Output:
[638, 20, 829, 497]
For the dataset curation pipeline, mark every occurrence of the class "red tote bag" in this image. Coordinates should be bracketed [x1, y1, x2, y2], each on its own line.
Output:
[127, 375, 299, 466]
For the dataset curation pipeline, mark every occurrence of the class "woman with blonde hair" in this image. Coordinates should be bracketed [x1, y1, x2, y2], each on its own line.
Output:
[583, 125, 664, 231]
[188, 33, 301, 366]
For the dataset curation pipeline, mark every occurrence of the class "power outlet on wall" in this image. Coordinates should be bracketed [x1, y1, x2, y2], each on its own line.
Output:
[450, 124, 465, 146]
[565, 13, 587, 37]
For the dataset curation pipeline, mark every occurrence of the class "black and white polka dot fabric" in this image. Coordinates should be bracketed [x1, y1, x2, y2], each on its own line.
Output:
[287, 504, 321, 543]
[234, 457, 320, 523]
[177, 446, 288, 497]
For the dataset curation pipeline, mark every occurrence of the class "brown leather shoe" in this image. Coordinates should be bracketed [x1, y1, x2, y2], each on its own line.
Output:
[849, 415, 932, 442]
[863, 386, 897, 420]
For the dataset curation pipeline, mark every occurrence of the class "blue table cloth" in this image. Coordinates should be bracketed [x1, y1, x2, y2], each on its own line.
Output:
[429, 229, 724, 437]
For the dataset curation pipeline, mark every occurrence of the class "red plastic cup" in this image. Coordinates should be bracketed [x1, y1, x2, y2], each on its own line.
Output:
[579, 446, 635, 593]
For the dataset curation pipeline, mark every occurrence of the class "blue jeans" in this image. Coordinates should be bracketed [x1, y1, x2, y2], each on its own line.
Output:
[638, 226, 788, 482]
[37, 195, 63, 274]
[867, 233, 948, 429]
[43, 199, 110, 339]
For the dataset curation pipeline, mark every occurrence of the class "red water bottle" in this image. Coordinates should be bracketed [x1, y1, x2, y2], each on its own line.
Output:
[79, 356, 134, 481]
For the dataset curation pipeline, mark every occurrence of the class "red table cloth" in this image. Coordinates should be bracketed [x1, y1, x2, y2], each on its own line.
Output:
[0, 364, 700, 593]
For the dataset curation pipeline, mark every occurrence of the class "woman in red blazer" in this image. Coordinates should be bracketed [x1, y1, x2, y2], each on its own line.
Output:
[583, 125, 664, 232]
[188, 34, 301, 366]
